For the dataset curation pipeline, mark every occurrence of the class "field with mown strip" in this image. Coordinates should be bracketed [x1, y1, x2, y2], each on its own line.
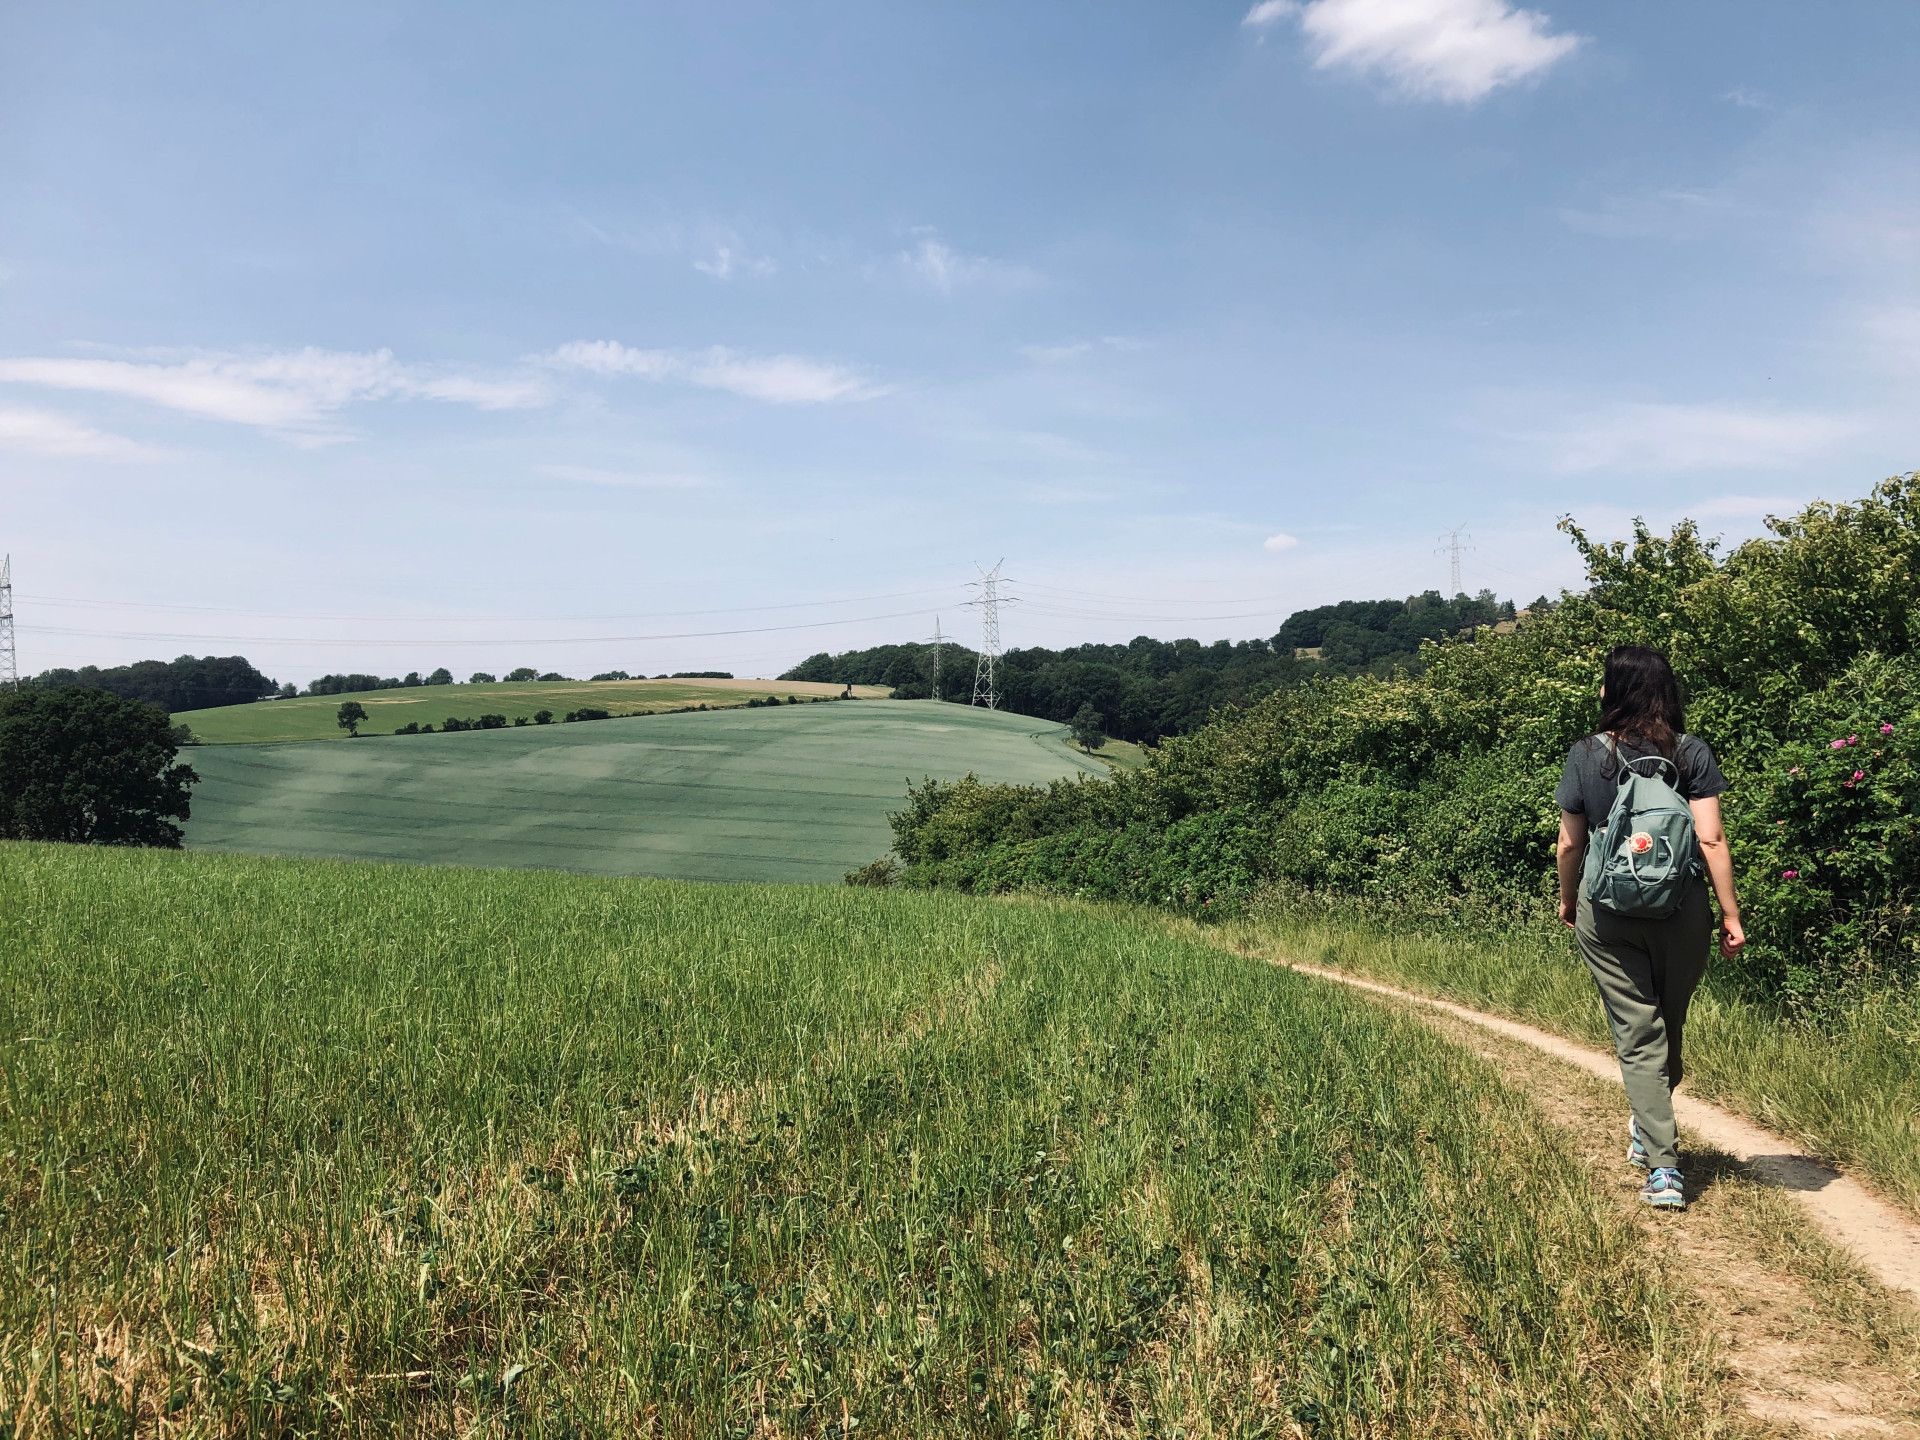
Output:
[1, 842, 1740, 1437]
[181, 701, 1100, 884]
[175, 677, 891, 744]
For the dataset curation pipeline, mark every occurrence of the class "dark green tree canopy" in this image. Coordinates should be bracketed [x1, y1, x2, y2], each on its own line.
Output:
[784, 591, 1513, 746]
[0, 687, 199, 847]
[336, 701, 368, 736]
[28, 654, 277, 714]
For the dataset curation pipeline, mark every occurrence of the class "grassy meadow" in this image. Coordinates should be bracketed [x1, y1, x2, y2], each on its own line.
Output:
[175, 678, 890, 745]
[181, 701, 1101, 885]
[0, 843, 1749, 1437]
[1225, 905, 1920, 1220]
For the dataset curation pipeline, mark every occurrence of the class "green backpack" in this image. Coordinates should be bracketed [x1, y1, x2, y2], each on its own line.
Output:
[1583, 742, 1704, 918]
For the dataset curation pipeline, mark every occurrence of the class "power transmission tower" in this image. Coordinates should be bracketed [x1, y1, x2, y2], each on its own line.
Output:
[1436, 526, 1474, 596]
[0, 555, 16, 690]
[965, 561, 1008, 710]
[926, 616, 944, 701]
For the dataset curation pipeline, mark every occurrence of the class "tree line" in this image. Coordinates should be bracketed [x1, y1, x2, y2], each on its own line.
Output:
[876, 476, 1920, 1007]
[784, 590, 1516, 744]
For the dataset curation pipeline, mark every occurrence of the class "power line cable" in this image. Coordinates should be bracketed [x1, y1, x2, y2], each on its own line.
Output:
[14, 584, 961, 625]
[18, 606, 937, 650]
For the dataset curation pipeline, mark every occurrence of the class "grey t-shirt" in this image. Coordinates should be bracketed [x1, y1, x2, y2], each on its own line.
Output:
[1555, 733, 1727, 823]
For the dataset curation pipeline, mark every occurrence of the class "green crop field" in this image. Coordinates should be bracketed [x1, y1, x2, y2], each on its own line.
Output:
[175, 678, 891, 745]
[1, 842, 1737, 1437]
[181, 701, 1103, 884]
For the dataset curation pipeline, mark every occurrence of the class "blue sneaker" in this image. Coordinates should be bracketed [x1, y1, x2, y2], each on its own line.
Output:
[1640, 1167, 1686, 1210]
[1627, 1118, 1650, 1170]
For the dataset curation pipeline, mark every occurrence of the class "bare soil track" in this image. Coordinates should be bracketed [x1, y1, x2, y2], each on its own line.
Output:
[1267, 953, 1920, 1437]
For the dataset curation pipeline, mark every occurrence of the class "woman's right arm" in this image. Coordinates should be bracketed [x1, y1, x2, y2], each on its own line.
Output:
[1556, 810, 1586, 927]
[1689, 795, 1745, 957]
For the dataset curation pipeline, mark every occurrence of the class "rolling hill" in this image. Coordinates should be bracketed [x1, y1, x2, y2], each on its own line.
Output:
[181, 699, 1102, 883]
[173, 676, 890, 744]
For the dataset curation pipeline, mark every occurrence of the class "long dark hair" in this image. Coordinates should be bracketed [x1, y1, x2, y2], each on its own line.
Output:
[1598, 644, 1684, 761]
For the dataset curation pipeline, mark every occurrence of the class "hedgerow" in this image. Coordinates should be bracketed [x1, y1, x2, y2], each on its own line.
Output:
[884, 474, 1920, 1003]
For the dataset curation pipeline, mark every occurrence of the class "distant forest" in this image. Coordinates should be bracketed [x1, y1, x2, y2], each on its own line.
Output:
[24, 655, 279, 715]
[784, 590, 1520, 744]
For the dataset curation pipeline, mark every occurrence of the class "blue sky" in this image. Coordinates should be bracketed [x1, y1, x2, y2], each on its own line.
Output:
[4, 1, 1917, 685]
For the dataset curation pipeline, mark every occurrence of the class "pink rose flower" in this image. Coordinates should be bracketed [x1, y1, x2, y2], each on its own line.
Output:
[1848, 734, 1860, 746]
[1830, 739, 1847, 749]
[1781, 869, 1799, 880]
[1882, 723, 1896, 735]
[1852, 769, 1866, 781]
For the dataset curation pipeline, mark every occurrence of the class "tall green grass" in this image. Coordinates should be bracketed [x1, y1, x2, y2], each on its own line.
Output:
[1226, 903, 1920, 1218]
[2, 843, 1744, 1436]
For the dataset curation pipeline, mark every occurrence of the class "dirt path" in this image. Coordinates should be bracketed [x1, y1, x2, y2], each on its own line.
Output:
[1270, 956, 1920, 1438]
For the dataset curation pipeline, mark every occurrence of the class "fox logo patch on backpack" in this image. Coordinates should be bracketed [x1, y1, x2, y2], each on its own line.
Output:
[1583, 746, 1704, 918]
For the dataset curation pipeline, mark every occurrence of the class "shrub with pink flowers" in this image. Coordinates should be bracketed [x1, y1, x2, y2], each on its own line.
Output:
[890, 474, 1920, 1005]
[1733, 654, 1919, 999]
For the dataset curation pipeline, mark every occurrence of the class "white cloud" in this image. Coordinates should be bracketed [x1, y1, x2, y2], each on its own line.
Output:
[1020, 336, 1146, 364]
[0, 406, 165, 461]
[1263, 531, 1302, 553]
[539, 340, 884, 404]
[1245, 0, 1583, 105]
[1243, 0, 1299, 24]
[692, 245, 777, 280]
[1722, 86, 1771, 110]
[541, 340, 680, 380]
[0, 348, 549, 438]
[1538, 402, 1859, 473]
[536, 463, 711, 490]
[897, 232, 1039, 294]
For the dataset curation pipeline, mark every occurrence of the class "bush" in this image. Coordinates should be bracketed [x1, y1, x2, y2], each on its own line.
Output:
[887, 476, 1920, 1001]
[394, 722, 421, 736]
[0, 687, 198, 846]
[513, 716, 529, 726]
[562, 708, 611, 723]
[533, 710, 553, 725]
[442, 717, 470, 733]
[844, 856, 900, 887]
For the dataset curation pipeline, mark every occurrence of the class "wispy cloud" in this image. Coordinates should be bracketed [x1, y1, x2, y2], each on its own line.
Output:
[1533, 402, 1860, 473]
[692, 245, 778, 280]
[539, 340, 885, 404]
[0, 348, 548, 439]
[535, 462, 712, 490]
[1557, 187, 1741, 242]
[1244, 0, 1583, 105]
[896, 231, 1039, 294]
[1722, 86, 1772, 110]
[1263, 531, 1301, 553]
[1020, 336, 1145, 364]
[0, 406, 166, 462]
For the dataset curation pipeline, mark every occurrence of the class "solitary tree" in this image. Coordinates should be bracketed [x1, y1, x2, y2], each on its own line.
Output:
[337, 700, 368, 737]
[1069, 702, 1106, 753]
[427, 667, 453, 685]
[0, 688, 199, 846]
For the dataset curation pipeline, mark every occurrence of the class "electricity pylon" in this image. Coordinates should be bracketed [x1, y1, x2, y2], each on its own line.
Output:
[0, 555, 16, 689]
[966, 561, 1008, 710]
[1436, 526, 1474, 597]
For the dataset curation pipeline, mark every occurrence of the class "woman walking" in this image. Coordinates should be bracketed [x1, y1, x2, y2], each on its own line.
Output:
[1555, 645, 1745, 1211]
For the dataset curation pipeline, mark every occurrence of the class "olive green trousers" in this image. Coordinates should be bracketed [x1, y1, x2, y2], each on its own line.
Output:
[1574, 883, 1713, 1171]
